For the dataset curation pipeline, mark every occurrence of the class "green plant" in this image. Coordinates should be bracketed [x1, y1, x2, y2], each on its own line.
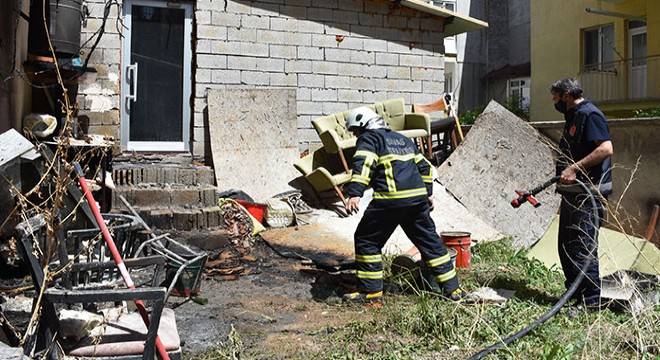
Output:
[459, 106, 485, 125]
[633, 108, 660, 118]
[504, 94, 530, 121]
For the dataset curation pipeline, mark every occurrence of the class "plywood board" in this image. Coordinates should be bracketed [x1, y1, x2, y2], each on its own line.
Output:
[207, 88, 299, 202]
[437, 100, 560, 248]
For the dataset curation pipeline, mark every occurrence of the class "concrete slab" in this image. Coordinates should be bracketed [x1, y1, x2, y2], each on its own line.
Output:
[260, 183, 504, 268]
[207, 88, 300, 203]
[437, 100, 560, 248]
[528, 215, 660, 277]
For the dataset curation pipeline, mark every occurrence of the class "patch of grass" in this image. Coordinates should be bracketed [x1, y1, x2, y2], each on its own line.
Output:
[187, 238, 660, 359]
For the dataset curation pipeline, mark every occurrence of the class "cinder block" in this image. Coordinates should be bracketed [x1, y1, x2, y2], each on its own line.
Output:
[172, 209, 201, 231]
[202, 207, 221, 228]
[147, 208, 173, 231]
[170, 187, 201, 207]
[196, 168, 216, 186]
[132, 187, 171, 207]
[177, 169, 194, 185]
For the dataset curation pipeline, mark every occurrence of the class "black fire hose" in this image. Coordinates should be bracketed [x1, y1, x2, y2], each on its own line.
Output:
[468, 178, 600, 360]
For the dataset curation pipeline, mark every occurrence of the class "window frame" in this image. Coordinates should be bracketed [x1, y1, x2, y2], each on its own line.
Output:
[582, 24, 616, 72]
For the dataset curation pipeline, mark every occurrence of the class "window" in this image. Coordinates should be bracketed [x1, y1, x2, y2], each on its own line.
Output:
[444, 72, 453, 94]
[583, 24, 615, 71]
[508, 77, 530, 108]
[433, 1, 457, 54]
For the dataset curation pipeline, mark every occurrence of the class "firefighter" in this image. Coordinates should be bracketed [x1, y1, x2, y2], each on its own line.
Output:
[341, 107, 464, 304]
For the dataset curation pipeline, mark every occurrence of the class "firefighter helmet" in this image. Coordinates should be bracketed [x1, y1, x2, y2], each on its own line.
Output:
[346, 107, 379, 130]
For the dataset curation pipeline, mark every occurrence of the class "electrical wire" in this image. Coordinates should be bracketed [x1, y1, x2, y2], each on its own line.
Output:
[468, 178, 601, 360]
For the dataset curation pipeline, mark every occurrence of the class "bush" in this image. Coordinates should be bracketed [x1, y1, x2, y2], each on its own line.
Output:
[633, 108, 660, 118]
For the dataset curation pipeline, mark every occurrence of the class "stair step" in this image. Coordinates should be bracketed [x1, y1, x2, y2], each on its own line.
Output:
[128, 206, 225, 232]
[112, 163, 215, 187]
[112, 184, 219, 209]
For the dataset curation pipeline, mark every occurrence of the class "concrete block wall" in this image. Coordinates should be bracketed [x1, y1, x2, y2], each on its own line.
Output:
[78, 0, 449, 163]
[195, 0, 448, 158]
[78, 1, 123, 142]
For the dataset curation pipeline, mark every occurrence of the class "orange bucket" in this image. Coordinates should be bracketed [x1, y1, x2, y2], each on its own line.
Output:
[440, 231, 471, 268]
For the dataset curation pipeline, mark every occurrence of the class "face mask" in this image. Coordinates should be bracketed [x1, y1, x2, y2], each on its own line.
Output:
[554, 99, 567, 114]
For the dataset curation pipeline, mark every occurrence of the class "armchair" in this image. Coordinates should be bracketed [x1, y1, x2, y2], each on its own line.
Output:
[294, 147, 353, 217]
[312, 98, 430, 172]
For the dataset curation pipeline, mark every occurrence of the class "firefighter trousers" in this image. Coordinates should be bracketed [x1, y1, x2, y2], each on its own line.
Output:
[558, 193, 604, 305]
[353, 202, 459, 294]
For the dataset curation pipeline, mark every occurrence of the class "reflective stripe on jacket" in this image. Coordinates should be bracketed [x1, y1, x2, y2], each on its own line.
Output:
[346, 128, 433, 207]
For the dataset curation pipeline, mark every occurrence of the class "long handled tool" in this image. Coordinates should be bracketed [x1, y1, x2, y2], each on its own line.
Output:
[73, 162, 170, 360]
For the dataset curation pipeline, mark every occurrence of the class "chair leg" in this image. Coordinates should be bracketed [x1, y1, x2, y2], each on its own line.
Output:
[425, 136, 433, 159]
[338, 149, 350, 173]
[451, 129, 459, 150]
[334, 185, 348, 207]
[453, 115, 464, 142]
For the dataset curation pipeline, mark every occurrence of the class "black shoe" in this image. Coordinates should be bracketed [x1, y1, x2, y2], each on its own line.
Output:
[445, 288, 466, 302]
[342, 291, 383, 304]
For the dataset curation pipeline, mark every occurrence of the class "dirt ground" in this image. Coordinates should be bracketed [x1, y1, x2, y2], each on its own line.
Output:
[170, 231, 368, 358]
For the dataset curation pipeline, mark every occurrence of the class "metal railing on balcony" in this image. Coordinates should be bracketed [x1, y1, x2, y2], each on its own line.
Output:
[578, 54, 660, 102]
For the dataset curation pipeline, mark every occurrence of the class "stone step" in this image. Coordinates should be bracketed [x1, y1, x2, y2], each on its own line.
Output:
[128, 206, 225, 232]
[112, 184, 219, 209]
[112, 163, 215, 187]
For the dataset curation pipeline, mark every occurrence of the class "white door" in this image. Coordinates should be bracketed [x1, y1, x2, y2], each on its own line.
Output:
[121, 0, 192, 151]
[628, 21, 647, 99]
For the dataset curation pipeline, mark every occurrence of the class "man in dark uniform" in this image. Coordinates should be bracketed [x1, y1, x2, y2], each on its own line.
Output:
[550, 78, 613, 313]
[341, 107, 464, 304]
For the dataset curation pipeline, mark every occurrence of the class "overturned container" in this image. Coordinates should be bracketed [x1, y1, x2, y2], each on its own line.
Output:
[390, 246, 457, 293]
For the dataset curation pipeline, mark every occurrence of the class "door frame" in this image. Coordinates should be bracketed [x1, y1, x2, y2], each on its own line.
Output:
[120, 0, 193, 152]
[628, 22, 647, 99]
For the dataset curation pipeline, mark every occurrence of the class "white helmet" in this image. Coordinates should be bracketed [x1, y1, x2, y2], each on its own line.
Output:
[346, 107, 380, 130]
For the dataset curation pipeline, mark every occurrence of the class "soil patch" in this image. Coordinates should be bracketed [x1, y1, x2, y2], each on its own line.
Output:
[170, 234, 369, 357]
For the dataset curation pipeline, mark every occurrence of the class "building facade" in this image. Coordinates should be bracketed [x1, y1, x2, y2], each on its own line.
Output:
[531, 0, 660, 121]
[68, 0, 485, 163]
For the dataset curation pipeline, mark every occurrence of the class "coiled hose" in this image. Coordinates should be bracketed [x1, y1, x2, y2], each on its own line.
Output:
[468, 179, 600, 360]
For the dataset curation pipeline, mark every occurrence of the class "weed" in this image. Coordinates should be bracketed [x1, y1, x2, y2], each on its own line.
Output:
[188, 238, 659, 359]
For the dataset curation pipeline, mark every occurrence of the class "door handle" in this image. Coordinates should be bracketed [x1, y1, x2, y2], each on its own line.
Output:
[126, 63, 138, 102]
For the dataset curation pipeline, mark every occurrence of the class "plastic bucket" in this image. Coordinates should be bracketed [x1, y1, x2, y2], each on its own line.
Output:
[441, 231, 471, 268]
[235, 199, 267, 224]
[391, 246, 457, 292]
[165, 256, 205, 297]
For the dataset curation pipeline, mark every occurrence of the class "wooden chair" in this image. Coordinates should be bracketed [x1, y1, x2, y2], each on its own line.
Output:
[16, 214, 182, 360]
[412, 96, 465, 161]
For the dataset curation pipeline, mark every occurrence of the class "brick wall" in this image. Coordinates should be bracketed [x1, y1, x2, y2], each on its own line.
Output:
[79, 0, 448, 163]
[78, 1, 122, 142]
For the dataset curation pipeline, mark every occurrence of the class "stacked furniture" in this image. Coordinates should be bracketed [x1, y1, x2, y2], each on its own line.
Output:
[295, 98, 431, 214]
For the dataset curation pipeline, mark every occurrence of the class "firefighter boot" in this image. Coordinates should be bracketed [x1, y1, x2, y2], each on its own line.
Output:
[445, 288, 466, 302]
[342, 291, 383, 304]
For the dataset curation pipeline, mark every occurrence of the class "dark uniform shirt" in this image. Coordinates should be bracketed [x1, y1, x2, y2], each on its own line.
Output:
[345, 128, 434, 207]
[557, 99, 613, 196]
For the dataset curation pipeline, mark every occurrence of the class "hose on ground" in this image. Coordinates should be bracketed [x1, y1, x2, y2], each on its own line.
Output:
[467, 179, 600, 360]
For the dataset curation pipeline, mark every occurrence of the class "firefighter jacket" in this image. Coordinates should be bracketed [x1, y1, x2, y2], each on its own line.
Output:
[345, 128, 434, 207]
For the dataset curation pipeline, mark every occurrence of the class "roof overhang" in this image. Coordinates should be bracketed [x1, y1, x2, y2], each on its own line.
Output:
[396, 0, 489, 36]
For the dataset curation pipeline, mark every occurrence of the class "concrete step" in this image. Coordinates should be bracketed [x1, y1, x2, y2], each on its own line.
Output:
[109, 161, 225, 232]
[112, 183, 219, 209]
[112, 163, 215, 187]
[129, 206, 225, 232]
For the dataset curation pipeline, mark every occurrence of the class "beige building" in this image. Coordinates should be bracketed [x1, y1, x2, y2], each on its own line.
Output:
[530, 0, 660, 121]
